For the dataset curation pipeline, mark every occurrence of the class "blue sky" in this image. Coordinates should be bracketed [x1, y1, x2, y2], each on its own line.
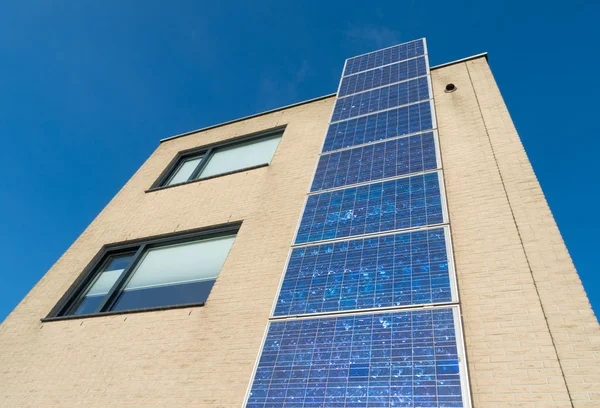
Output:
[0, 0, 598, 322]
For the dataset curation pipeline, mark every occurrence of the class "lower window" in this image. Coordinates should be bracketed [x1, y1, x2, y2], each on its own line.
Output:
[52, 225, 238, 318]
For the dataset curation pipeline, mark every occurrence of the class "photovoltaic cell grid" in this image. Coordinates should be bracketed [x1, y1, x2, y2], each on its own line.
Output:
[332, 77, 430, 122]
[247, 308, 464, 408]
[323, 102, 433, 153]
[311, 132, 437, 192]
[246, 40, 467, 408]
[274, 228, 452, 317]
[339, 56, 427, 97]
[295, 172, 444, 244]
[343, 39, 426, 76]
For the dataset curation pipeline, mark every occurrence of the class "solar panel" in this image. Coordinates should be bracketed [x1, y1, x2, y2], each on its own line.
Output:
[332, 77, 430, 123]
[323, 102, 434, 153]
[311, 131, 438, 192]
[245, 38, 470, 408]
[274, 227, 453, 317]
[339, 56, 428, 97]
[246, 307, 466, 408]
[343, 39, 426, 76]
[295, 172, 445, 244]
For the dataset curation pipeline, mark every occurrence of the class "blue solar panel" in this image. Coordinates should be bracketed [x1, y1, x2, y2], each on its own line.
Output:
[311, 132, 437, 192]
[246, 308, 465, 408]
[332, 77, 429, 122]
[245, 39, 468, 408]
[343, 39, 426, 76]
[322, 101, 433, 153]
[339, 56, 427, 97]
[295, 172, 444, 244]
[275, 228, 452, 317]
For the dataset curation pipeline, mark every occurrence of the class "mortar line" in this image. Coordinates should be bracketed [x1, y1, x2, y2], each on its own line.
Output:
[466, 62, 575, 407]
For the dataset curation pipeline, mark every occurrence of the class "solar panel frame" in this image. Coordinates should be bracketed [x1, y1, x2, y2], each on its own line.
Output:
[242, 305, 472, 408]
[294, 171, 449, 245]
[271, 225, 459, 318]
[311, 130, 441, 192]
[338, 56, 428, 97]
[331, 76, 431, 122]
[322, 100, 436, 153]
[342, 39, 427, 77]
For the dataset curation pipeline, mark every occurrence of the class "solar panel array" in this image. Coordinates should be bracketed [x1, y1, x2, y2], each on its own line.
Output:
[247, 308, 464, 408]
[343, 40, 426, 76]
[311, 131, 438, 192]
[274, 228, 453, 317]
[296, 173, 444, 244]
[332, 76, 430, 122]
[338, 56, 427, 97]
[245, 38, 470, 407]
[323, 102, 433, 153]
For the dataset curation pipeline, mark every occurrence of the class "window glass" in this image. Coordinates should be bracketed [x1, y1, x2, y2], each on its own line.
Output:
[70, 255, 133, 315]
[111, 234, 236, 311]
[199, 134, 282, 179]
[165, 156, 203, 186]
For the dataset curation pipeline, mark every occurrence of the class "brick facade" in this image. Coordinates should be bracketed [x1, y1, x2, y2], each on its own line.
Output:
[0, 56, 597, 407]
[432, 56, 600, 407]
[0, 97, 333, 407]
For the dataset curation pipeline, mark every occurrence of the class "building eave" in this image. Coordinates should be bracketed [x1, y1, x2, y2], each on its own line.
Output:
[160, 93, 336, 143]
[429, 52, 488, 70]
[159, 52, 488, 144]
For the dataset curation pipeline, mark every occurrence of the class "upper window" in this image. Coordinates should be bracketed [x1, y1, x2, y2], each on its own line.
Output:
[48, 225, 239, 319]
[155, 128, 284, 189]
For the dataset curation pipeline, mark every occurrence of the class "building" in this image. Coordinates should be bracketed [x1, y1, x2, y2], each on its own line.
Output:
[0, 39, 598, 408]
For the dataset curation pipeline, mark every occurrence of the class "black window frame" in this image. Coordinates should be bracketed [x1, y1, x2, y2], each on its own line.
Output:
[43, 222, 242, 322]
[148, 125, 286, 191]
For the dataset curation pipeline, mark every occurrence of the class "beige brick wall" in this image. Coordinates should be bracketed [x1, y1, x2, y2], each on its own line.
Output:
[0, 97, 334, 407]
[1, 55, 598, 408]
[432, 57, 600, 407]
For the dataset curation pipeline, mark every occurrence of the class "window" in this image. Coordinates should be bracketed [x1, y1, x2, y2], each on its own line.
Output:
[155, 127, 284, 189]
[48, 224, 239, 319]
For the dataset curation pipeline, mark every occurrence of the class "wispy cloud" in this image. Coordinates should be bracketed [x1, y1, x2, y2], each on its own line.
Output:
[345, 24, 402, 49]
[257, 60, 311, 110]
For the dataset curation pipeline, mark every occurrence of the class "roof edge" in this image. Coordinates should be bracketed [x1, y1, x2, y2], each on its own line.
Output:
[160, 52, 488, 143]
[429, 52, 488, 70]
[160, 93, 336, 143]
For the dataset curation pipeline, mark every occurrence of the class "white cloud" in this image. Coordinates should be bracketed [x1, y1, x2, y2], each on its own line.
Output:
[345, 24, 402, 49]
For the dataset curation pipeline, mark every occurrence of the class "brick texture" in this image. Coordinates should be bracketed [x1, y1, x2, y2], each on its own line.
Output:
[0, 97, 334, 407]
[432, 57, 600, 407]
[0, 56, 598, 408]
